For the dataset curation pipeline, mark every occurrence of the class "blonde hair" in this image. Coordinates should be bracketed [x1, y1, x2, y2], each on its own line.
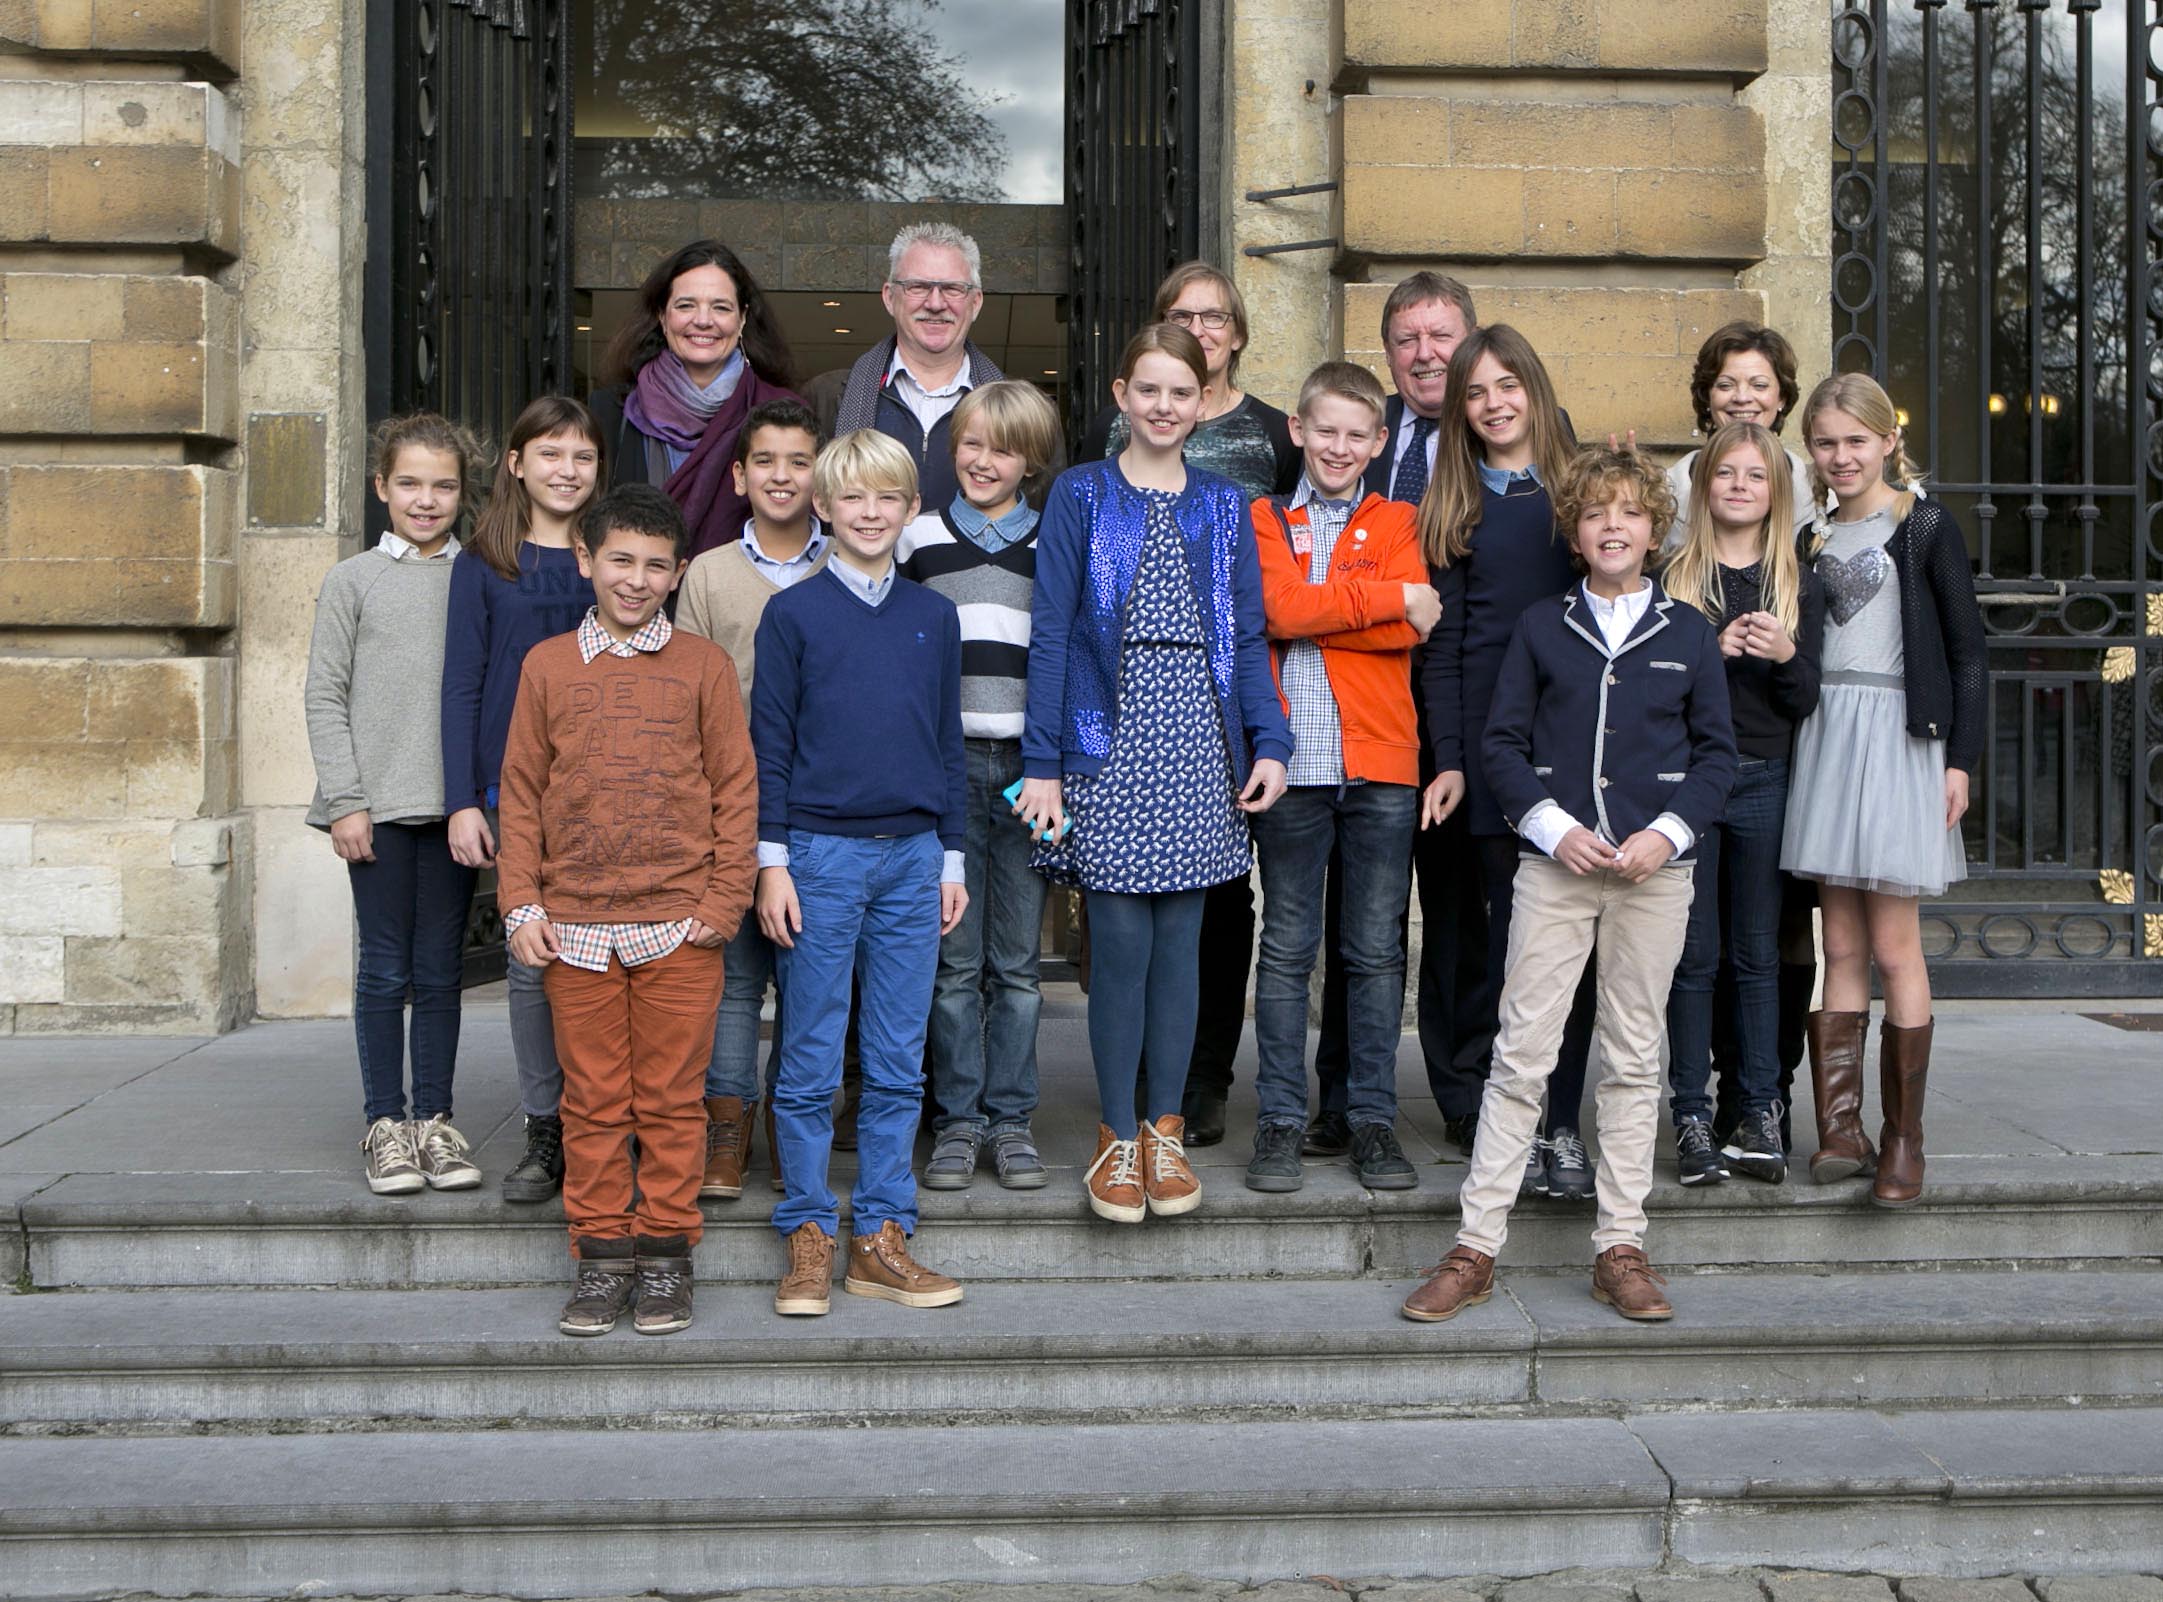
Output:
[1801, 372, 1924, 528]
[1416, 325, 1575, 568]
[1552, 446, 1677, 575]
[1666, 422, 1802, 636]
[813, 428, 919, 507]
[1295, 359, 1389, 425]
[949, 380, 1063, 493]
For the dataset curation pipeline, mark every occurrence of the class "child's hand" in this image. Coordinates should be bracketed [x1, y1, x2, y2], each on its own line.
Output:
[1420, 769, 1464, 827]
[1614, 829, 1676, 883]
[330, 809, 375, 863]
[1237, 757, 1288, 814]
[1605, 428, 1640, 453]
[1402, 582, 1442, 639]
[1016, 777, 1065, 842]
[940, 882, 968, 936]
[447, 807, 495, 867]
[1717, 616, 1751, 659]
[685, 919, 725, 949]
[1945, 767, 1970, 830]
[757, 866, 802, 949]
[1739, 610, 1795, 663]
[507, 918, 559, 967]
[1554, 826, 1613, 876]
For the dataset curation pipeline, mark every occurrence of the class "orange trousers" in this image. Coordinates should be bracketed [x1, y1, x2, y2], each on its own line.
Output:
[545, 941, 725, 1248]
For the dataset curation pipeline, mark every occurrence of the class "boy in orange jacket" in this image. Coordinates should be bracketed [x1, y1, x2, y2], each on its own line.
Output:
[1245, 361, 1440, 1194]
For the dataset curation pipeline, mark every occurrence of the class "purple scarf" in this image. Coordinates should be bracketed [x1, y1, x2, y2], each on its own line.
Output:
[622, 349, 745, 454]
[657, 367, 803, 558]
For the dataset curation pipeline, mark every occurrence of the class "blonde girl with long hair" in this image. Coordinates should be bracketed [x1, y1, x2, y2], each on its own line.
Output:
[1661, 421, 1825, 1189]
[1780, 374, 1986, 1210]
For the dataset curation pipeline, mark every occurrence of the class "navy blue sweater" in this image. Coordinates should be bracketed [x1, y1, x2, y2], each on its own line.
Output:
[1483, 579, 1738, 861]
[439, 542, 594, 814]
[750, 564, 967, 851]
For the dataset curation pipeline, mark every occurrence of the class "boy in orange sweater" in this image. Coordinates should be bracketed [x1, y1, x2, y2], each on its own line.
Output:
[495, 484, 759, 1339]
[1245, 361, 1441, 1194]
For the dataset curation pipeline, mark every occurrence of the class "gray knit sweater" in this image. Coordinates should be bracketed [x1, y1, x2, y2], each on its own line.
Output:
[304, 544, 459, 829]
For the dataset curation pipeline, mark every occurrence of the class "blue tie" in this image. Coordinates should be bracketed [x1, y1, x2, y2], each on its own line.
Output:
[1391, 413, 1438, 505]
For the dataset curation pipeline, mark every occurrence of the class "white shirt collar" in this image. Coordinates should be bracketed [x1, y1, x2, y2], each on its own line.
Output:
[886, 345, 969, 399]
[829, 555, 894, 606]
[377, 531, 457, 561]
[1581, 578, 1654, 650]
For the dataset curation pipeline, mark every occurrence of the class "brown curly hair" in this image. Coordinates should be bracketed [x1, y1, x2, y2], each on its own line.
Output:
[1688, 321, 1801, 436]
[1552, 446, 1678, 573]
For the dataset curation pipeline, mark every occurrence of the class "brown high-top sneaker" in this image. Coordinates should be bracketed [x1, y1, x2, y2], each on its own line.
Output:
[844, 1220, 964, 1307]
[698, 1096, 752, 1199]
[1084, 1124, 1145, 1224]
[1139, 1114, 1201, 1217]
[765, 1100, 786, 1193]
[1400, 1246, 1495, 1323]
[1592, 1245, 1674, 1321]
[1805, 1008, 1877, 1183]
[774, 1221, 834, 1317]
[1872, 1018, 1933, 1209]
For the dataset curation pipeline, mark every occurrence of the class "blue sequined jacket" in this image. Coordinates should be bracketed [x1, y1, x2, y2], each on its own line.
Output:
[1024, 456, 1294, 783]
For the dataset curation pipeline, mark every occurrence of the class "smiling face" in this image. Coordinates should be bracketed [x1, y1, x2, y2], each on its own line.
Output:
[1710, 349, 1782, 430]
[1575, 489, 1655, 592]
[952, 423, 1028, 519]
[816, 478, 921, 574]
[731, 423, 819, 534]
[1289, 393, 1387, 501]
[1462, 349, 1529, 464]
[374, 444, 464, 554]
[1165, 279, 1243, 385]
[576, 524, 685, 640]
[1806, 405, 1898, 513]
[1706, 440, 1773, 535]
[660, 264, 743, 385]
[883, 241, 982, 367]
[1113, 349, 1205, 452]
[508, 428, 601, 529]
[1386, 296, 1472, 421]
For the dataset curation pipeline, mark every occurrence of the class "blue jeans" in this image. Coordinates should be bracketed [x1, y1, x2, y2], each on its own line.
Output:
[931, 739, 1047, 1134]
[346, 820, 476, 1124]
[1085, 887, 1208, 1140]
[705, 910, 780, 1102]
[1253, 783, 1417, 1130]
[772, 830, 942, 1238]
[1667, 757, 1790, 1124]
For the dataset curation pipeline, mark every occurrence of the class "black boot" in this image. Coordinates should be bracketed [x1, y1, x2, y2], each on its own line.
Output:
[501, 1114, 564, 1204]
[632, 1233, 695, 1335]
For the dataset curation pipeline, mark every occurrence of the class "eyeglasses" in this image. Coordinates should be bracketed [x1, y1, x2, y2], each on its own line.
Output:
[1168, 309, 1233, 331]
[891, 278, 979, 303]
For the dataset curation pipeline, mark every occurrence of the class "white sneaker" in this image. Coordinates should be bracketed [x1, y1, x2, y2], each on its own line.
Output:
[412, 1114, 481, 1190]
[362, 1116, 425, 1195]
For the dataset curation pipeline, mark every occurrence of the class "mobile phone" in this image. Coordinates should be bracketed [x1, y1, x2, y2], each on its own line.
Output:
[1001, 777, 1072, 844]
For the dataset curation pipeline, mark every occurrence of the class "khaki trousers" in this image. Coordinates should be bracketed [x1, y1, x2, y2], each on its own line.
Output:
[1456, 854, 1695, 1258]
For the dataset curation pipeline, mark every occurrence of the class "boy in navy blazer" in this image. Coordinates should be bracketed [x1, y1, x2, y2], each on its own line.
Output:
[1401, 446, 1735, 1327]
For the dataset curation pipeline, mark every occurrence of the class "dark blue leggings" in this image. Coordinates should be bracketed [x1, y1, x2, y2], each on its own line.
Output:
[1084, 887, 1208, 1139]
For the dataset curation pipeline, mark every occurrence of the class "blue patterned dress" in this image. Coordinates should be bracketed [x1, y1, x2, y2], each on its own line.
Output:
[1043, 488, 1252, 894]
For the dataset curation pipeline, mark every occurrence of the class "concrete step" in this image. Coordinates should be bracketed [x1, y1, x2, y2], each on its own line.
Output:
[4, 1270, 2158, 1429]
[20, 1155, 2163, 1289]
[2, 1406, 2156, 1596]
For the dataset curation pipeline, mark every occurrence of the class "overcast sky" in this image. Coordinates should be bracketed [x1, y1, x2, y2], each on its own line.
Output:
[922, 0, 1064, 203]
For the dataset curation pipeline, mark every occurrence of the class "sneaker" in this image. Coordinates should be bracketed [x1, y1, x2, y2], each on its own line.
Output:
[699, 1096, 752, 1199]
[1592, 1244, 1674, 1321]
[1519, 1137, 1549, 1197]
[631, 1234, 694, 1335]
[361, 1117, 425, 1196]
[500, 1114, 564, 1203]
[1302, 1110, 1352, 1156]
[1400, 1245, 1496, 1323]
[922, 1125, 981, 1191]
[1723, 1105, 1789, 1184]
[1139, 1115, 1201, 1216]
[1244, 1121, 1306, 1193]
[1085, 1125, 1146, 1223]
[412, 1114, 481, 1190]
[558, 1237, 637, 1336]
[845, 1219, 964, 1307]
[1442, 1112, 1479, 1154]
[1350, 1123, 1419, 1190]
[775, 1221, 834, 1316]
[987, 1126, 1048, 1190]
[1180, 1087, 1227, 1148]
[1544, 1126, 1595, 1201]
[1676, 1118, 1729, 1186]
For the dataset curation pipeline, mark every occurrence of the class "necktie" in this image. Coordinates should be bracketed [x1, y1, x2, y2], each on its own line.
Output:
[1391, 413, 1438, 506]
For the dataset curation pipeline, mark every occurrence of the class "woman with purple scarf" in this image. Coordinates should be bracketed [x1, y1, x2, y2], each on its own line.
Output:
[589, 239, 801, 558]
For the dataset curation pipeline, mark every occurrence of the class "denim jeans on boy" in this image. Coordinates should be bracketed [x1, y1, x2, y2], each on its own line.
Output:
[771, 830, 941, 1239]
[1252, 782, 1417, 1131]
[1666, 757, 1790, 1125]
[706, 910, 781, 1102]
[346, 819, 476, 1124]
[930, 739, 1047, 1135]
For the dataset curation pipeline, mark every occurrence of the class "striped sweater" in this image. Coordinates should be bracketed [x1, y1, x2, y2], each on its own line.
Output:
[898, 503, 1035, 740]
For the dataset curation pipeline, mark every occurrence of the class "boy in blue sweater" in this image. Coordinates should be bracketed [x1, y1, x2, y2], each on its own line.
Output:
[1401, 446, 1735, 1327]
[753, 428, 969, 1318]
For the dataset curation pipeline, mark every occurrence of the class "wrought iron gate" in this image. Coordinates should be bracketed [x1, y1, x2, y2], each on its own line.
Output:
[1065, 0, 1205, 443]
[1832, 0, 2163, 995]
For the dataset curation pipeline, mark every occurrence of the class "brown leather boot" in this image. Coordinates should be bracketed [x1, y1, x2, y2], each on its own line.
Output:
[774, 1221, 834, 1317]
[1805, 1008, 1877, 1184]
[698, 1096, 752, 1200]
[1400, 1246, 1495, 1323]
[844, 1219, 964, 1307]
[1872, 1018, 1933, 1209]
[1592, 1245, 1674, 1321]
[765, 1100, 785, 1194]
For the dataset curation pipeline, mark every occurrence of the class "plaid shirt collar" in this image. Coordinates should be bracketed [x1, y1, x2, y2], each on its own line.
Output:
[576, 606, 672, 664]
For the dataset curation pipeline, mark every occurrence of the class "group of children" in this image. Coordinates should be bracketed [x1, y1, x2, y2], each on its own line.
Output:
[305, 284, 1983, 1337]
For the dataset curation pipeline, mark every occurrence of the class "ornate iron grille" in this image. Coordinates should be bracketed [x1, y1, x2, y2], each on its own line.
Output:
[1832, 0, 2162, 995]
[1066, 0, 1205, 443]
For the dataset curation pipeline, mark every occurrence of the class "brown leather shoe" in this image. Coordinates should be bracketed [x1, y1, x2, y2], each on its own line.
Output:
[1084, 1124, 1145, 1223]
[698, 1096, 751, 1199]
[774, 1221, 834, 1316]
[1139, 1114, 1201, 1217]
[844, 1219, 964, 1307]
[764, 1100, 785, 1193]
[1400, 1246, 1495, 1323]
[1592, 1245, 1674, 1321]
[1872, 1017, 1932, 1209]
[1805, 1008, 1878, 1183]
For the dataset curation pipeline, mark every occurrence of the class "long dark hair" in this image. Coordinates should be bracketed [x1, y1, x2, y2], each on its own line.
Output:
[468, 395, 604, 582]
[602, 239, 795, 390]
[1416, 324, 1573, 569]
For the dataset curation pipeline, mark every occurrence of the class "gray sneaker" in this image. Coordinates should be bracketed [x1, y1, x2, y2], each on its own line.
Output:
[412, 1114, 481, 1190]
[987, 1126, 1048, 1189]
[361, 1116, 425, 1196]
[1520, 1137, 1549, 1197]
[922, 1124, 981, 1190]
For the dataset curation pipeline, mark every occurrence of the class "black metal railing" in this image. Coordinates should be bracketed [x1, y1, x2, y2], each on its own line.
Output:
[1833, 0, 2162, 994]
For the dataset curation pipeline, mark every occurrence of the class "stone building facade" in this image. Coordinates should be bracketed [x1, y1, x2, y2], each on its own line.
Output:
[0, 0, 1828, 1032]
